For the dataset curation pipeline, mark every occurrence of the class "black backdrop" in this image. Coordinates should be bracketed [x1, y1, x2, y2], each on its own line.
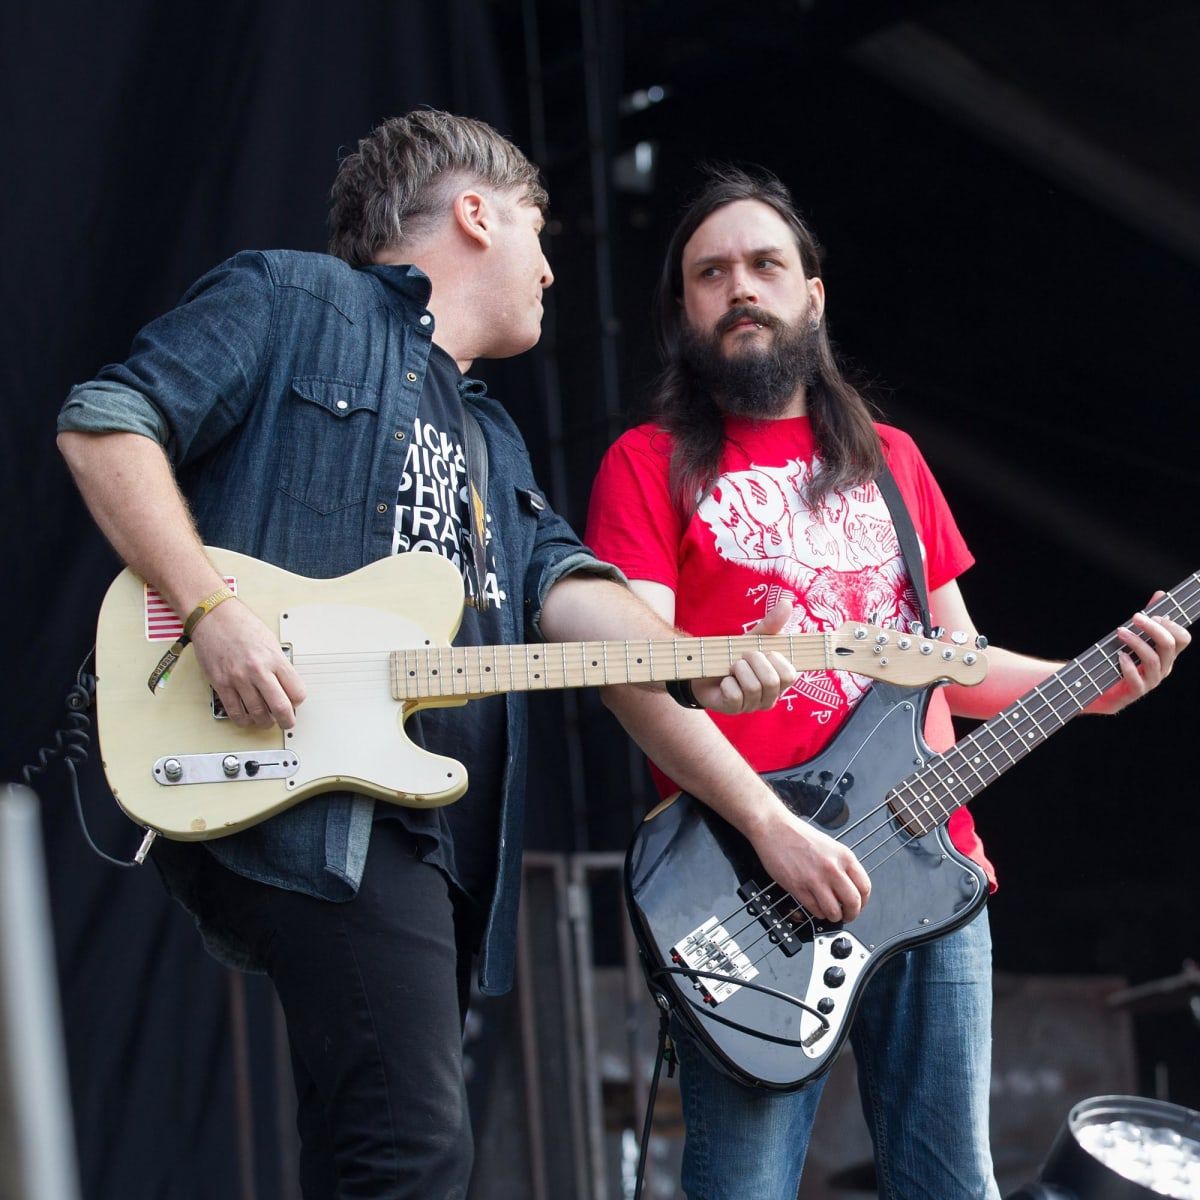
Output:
[3, 2, 1198, 1197]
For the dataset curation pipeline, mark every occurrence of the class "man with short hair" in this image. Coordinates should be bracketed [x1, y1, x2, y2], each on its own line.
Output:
[586, 165, 1189, 1198]
[57, 114, 797, 1199]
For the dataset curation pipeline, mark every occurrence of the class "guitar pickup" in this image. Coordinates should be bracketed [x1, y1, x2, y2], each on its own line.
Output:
[738, 879, 807, 957]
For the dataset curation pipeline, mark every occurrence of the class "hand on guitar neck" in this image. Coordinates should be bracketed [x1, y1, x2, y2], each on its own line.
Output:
[686, 595, 798, 714]
[1082, 593, 1191, 714]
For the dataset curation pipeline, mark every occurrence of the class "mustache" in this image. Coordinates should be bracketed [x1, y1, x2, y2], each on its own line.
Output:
[714, 305, 784, 336]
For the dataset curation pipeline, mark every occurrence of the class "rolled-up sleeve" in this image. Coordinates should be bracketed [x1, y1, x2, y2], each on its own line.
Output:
[524, 506, 627, 640]
[56, 251, 277, 465]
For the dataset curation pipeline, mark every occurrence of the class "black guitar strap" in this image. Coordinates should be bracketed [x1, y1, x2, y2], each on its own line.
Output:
[875, 464, 931, 631]
[461, 406, 491, 612]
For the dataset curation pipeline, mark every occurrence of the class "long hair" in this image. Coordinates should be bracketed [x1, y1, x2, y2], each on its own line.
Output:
[651, 165, 884, 511]
[328, 110, 548, 266]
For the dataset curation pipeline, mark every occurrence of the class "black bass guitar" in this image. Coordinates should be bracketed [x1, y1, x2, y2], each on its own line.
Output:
[625, 572, 1198, 1091]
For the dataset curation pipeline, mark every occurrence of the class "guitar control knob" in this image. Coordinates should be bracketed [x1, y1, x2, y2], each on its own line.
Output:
[222, 755, 241, 777]
[823, 966, 846, 988]
[163, 758, 183, 782]
[817, 997, 836, 1015]
[831, 937, 852, 959]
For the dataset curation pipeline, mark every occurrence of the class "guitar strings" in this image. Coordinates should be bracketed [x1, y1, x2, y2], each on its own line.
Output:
[694, 626, 1138, 977]
[286, 631, 852, 700]
[675, 579, 1199, 988]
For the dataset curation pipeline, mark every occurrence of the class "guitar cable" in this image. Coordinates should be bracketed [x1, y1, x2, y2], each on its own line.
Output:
[630, 958, 832, 1199]
[20, 648, 155, 869]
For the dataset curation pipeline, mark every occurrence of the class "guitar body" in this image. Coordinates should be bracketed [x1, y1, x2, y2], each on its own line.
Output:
[96, 548, 471, 839]
[625, 682, 989, 1091]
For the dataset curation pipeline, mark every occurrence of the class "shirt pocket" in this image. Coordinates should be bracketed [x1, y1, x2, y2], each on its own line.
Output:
[278, 377, 380, 514]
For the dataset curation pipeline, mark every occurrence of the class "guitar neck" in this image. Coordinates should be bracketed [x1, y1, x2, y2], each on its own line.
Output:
[891, 571, 1200, 835]
[390, 632, 834, 700]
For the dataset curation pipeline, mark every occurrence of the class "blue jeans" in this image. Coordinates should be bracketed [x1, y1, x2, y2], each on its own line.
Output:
[674, 909, 1000, 1200]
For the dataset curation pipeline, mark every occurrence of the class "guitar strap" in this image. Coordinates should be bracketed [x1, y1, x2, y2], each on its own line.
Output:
[461, 406, 491, 612]
[875, 464, 932, 631]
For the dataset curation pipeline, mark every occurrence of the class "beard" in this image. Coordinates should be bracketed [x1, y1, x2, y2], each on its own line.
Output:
[680, 305, 822, 418]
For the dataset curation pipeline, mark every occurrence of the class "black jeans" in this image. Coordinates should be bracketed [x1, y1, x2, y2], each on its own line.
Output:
[191, 821, 480, 1199]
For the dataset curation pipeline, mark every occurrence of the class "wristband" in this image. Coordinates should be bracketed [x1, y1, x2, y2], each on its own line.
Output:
[182, 586, 236, 639]
[665, 678, 704, 710]
[146, 585, 235, 693]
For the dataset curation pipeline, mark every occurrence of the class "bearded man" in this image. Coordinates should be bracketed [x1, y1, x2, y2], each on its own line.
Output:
[586, 166, 1189, 1199]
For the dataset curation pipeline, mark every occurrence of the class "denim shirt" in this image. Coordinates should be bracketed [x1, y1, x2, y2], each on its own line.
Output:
[59, 250, 620, 994]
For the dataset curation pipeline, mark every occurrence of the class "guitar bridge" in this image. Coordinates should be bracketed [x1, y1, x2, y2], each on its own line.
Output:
[671, 916, 759, 1006]
[738, 878, 807, 957]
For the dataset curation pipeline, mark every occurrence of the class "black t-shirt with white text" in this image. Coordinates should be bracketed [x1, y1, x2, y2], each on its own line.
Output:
[380, 343, 507, 911]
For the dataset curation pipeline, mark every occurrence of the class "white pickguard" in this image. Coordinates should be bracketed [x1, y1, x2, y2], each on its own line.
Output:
[282, 603, 467, 803]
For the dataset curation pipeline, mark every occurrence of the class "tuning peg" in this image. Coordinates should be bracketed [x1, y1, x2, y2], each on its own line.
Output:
[974, 633, 989, 650]
[909, 621, 924, 636]
[950, 630, 968, 645]
[929, 626, 945, 640]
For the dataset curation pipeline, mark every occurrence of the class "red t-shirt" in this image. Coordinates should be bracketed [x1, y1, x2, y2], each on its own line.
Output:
[586, 415, 996, 887]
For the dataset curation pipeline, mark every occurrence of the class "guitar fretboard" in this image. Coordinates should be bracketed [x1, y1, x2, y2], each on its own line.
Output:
[388, 633, 834, 699]
[889, 571, 1200, 835]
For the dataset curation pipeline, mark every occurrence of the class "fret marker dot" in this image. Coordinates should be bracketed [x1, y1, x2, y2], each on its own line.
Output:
[591, 660, 598, 666]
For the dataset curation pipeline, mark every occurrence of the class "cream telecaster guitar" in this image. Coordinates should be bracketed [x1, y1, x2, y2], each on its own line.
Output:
[94, 548, 988, 840]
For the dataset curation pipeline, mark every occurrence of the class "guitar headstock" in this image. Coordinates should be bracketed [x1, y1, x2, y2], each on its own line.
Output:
[829, 623, 989, 687]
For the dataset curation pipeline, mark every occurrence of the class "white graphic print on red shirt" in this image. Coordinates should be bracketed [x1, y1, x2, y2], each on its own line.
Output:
[698, 459, 919, 717]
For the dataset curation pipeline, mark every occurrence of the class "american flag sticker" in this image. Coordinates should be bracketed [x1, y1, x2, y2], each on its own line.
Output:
[144, 578, 238, 641]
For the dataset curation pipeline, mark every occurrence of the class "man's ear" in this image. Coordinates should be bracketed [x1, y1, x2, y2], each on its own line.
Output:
[808, 276, 826, 323]
[451, 189, 493, 249]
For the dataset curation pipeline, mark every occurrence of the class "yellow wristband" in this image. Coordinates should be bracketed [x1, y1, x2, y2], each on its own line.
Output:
[182, 586, 235, 639]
